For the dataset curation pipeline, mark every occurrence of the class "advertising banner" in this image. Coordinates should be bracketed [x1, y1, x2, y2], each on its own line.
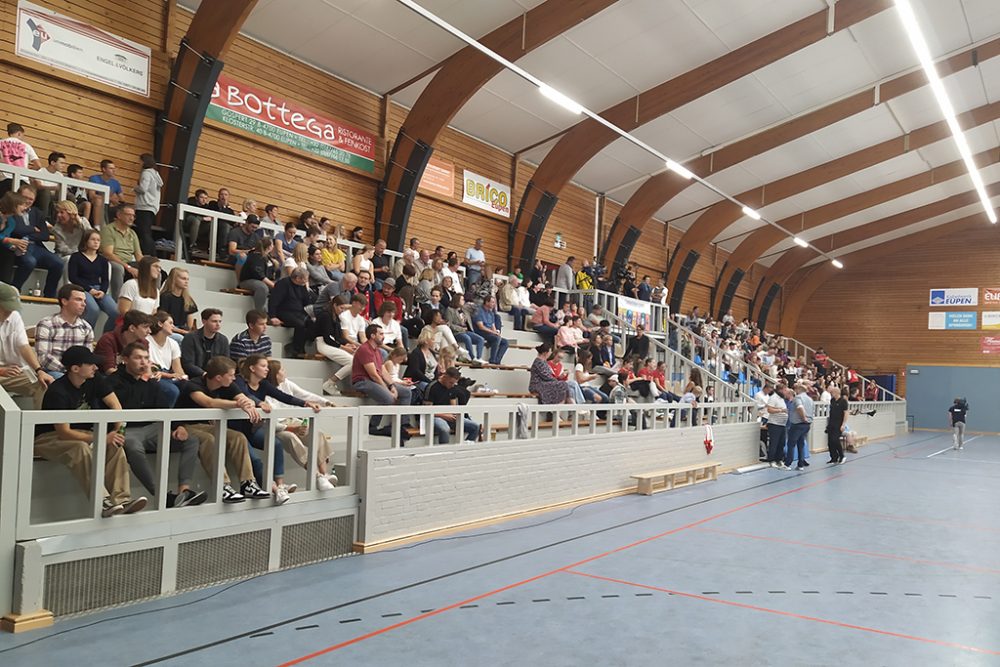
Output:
[982, 337, 1000, 354]
[463, 169, 511, 217]
[207, 74, 376, 172]
[617, 295, 651, 330]
[983, 288, 1000, 304]
[928, 311, 976, 330]
[982, 312, 1000, 330]
[418, 156, 455, 197]
[929, 288, 977, 307]
[15, 0, 152, 96]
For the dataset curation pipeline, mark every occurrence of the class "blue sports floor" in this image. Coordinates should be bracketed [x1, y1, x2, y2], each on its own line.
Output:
[2, 431, 999, 666]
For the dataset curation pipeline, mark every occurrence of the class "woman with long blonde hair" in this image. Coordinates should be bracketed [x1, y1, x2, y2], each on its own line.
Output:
[160, 267, 199, 336]
[52, 199, 92, 257]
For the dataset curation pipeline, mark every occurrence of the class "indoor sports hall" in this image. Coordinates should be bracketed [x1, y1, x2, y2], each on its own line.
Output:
[0, 0, 998, 665]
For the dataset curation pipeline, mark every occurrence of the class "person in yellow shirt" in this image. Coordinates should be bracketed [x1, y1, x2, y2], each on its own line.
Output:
[320, 238, 346, 281]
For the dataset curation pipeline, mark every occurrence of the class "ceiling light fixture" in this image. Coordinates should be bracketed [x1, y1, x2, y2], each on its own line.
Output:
[394, 0, 850, 266]
[793, 236, 809, 248]
[831, 259, 844, 269]
[893, 0, 997, 223]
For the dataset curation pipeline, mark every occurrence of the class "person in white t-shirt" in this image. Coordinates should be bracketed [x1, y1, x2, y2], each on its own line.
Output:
[146, 311, 187, 384]
[0, 122, 41, 196]
[339, 293, 368, 345]
[464, 238, 486, 286]
[765, 384, 791, 468]
[118, 256, 161, 317]
[0, 283, 53, 406]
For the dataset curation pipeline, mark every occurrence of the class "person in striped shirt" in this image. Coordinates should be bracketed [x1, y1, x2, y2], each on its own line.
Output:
[230, 310, 272, 362]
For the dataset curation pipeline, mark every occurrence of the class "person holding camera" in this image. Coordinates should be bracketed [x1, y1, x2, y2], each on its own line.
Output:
[948, 397, 968, 450]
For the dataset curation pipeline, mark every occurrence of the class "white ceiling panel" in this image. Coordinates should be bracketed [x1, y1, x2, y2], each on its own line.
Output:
[809, 105, 905, 158]
[670, 77, 787, 149]
[631, 114, 712, 163]
[907, 0, 973, 56]
[665, 210, 705, 233]
[683, 0, 827, 50]
[737, 136, 831, 184]
[981, 57, 1000, 103]
[962, 0, 1000, 42]
[915, 122, 999, 167]
[848, 11, 919, 80]
[886, 67, 988, 133]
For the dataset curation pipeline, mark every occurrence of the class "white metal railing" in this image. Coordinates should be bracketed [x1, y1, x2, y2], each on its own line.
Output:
[778, 334, 902, 402]
[10, 404, 359, 540]
[0, 163, 110, 203]
[667, 313, 769, 397]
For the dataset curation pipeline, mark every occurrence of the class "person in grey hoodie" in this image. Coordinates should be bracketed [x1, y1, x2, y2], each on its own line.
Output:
[133, 153, 162, 256]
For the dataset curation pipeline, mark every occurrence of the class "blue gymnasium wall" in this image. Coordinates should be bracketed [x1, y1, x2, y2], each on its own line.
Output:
[905, 365, 1000, 431]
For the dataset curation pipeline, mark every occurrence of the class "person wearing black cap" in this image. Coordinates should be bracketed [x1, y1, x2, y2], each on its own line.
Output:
[33, 345, 147, 517]
[425, 367, 480, 444]
[0, 282, 52, 406]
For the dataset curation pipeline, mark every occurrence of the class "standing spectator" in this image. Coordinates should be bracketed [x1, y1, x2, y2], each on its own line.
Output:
[180, 308, 229, 378]
[269, 267, 316, 356]
[159, 267, 198, 337]
[35, 284, 94, 377]
[464, 238, 486, 286]
[0, 283, 53, 406]
[827, 386, 849, 464]
[0, 122, 40, 197]
[529, 343, 571, 405]
[52, 199, 92, 258]
[784, 383, 814, 470]
[8, 185, 64, 297]
[33, 345, 146, 517]
[426, 367, 480, 444]
[230, 310, 273, 361]
[69, 229, 118, 333]
[766, 383, 789, 468]
[948, 397, 968, 451]
[624, 324, 650, 360]
[239, 237, 277, 312]
[754, 383, 774, 460]
[132, 154, 162, 255]
[473, 295, 508, 365]
[101, 204, 143, 299]
[352, 324, 412, 436]
[94, 310, 152, 374]
[88, 159, 124, 226]
[554, 256, 575, 306]
[109, 342, 205, 508]
[117, 256, 161, 317]
[637, 275, 653, 302]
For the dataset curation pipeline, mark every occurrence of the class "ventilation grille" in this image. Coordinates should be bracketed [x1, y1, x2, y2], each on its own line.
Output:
[44, 548, 163, 616]
[176, 529, 270, 591]
[280, 515, 355, 569]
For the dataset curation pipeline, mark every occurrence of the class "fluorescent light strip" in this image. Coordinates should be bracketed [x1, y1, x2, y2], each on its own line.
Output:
[832, 259, 844, 269]
[394, 0, 849, 265]
[793, 236, 809, 248]
[894, 0, 997, 224]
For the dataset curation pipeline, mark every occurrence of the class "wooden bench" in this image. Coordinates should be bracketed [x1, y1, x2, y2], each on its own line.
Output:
[194, 259, 234, 270]
[457, 361, 529, 371]
[20, 295, 58, 305]
[470, 391, 535, 399]
[631, 462, 721, 496]
[220, 287, 253, 296]
[488, 417, 608, 438]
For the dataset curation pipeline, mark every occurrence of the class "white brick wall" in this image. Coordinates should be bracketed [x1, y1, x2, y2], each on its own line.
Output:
[357, 422, 759, 546]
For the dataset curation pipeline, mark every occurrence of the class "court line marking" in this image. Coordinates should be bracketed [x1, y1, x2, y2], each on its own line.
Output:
[276, 473, 848, 666]
[774, 500, 1000, 535]
[694, 527, 1000, 575]
[927, 436, 980, 458]
[563, 570, 1000, 657]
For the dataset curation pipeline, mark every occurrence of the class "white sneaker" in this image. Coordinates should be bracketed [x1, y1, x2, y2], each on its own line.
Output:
[316, 475, 335, 491]
[322, 379, 339, 396]
[457, 350, 471, 361]
[273, 485, 291, 505]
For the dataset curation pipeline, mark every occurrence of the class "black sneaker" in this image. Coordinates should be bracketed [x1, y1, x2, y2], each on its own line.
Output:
[174, 488, 208, 508]
[122, 497, 148, 514]
[102, 499, 125, 517]
[241, 479, 270, 500]
[222, 483, 245, 503]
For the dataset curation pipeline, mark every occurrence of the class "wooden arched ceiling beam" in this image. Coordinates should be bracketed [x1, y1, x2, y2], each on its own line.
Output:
[157, 0, 258, 221]
[669, 99, 1000, 314]
[509, 0, 894, 271]
[374, 0, 618, 250]
[748, 148, 1000, 319]
[603, 37, 1000, 275]
[777, 212, 988, 334]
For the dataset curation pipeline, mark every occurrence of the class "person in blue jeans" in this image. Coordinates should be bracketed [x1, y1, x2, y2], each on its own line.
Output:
[8, 184, 64, 297]
[427, 368, 480, 444]
[445, 293, 484, 362]
[784, 383, 814, 470]
[473, 295, 508, 365]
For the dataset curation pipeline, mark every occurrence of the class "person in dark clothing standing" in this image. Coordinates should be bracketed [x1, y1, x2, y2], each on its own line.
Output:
[826, 386, 849, 464]
[949, 397, 968, 450]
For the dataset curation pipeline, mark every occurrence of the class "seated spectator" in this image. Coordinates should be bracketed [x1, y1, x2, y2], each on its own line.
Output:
[548, 347, 587, 408]
[68, 228, 118, 333]
[268, 267, 316, 356]
[530, 297, 559, 340]
[316, 295, 357, 393]
[404, 328, 438, 390]
[320, 234, 346, 280]
[265, 359, 338, 490]
[529, 343, 570, 405]
[238, 198, 257, 221]
[415, 267, 435, 305]
[0, 192, 28, 282]
[100, 203, 143, 299]
[473, 296, 508, 365]
[52, 199, 92, 258]
[350, 226, 364, 243]
[372, 277, 404, 323]
[95, 309, 152, 373]
[423, 308, 462, 355]
[282, 240, 309, 278]
[239, 237, 277, 312]
[34, 345, 145, 517]
[117, 256, 161, 317]
[352, 324, 413, 437]
[34, 151, 65, 221]
[445, 293, 481, 363]
[132, 153, 162, 255]
[275, 222, 299, 263]
[230, 310, 272, 361]
[355, 269, 375, 318]
[236, 354, 323, 504]
[339, 293, 368, 346]
[64, 164, 92, 220]
[208, 187, 235, 216]
[7, 185, 64, 297]
[381, 345, 410, 389]
[35, 283, 94, 378]
[180, 308, 229, 378]
[373, 302, 405, 351]
[260, 203, 279, 228]
[315, 271, 356, 314]
[651, 360, 680, 402]
[147, 311, 188, 387]
[226, 214, 263, 273]
[556, 315, 586, 352]
[109, 342, 205, 508]
[183, 188, 212, 253]
[574, 349, 609, 404]
[426, 367, 480, 444]
[306, 244, 333, 293]
[88, 159, 123, 226]
[159, 267, 198, 337]
[352, 244, 374, 276]
[499, 274, 531, 331]
[0, 283, 53, 406]
[172, 356, 270, 503]
[371, 239, 391, 289]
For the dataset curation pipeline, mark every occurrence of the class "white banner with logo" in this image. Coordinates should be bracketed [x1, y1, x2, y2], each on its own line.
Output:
[982, 312, 1000, 330]
[15, 0, 152, 96]
[463, 169, 511, 218]
[617, 295, 651, 330]
[928, 288, 977, 307]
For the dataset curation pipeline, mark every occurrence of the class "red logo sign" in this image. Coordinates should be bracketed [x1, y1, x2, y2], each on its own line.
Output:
[984, 288, 1000, 303]
[981, 336, 1000, 354]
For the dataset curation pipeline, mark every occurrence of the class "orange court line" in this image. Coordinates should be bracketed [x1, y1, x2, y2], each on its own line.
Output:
[278, 472, 847, 666]
[694, 526, 1000, 575]
[564, 569, 1000, 657]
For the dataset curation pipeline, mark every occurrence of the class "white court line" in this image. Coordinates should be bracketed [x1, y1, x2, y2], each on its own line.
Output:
[927, 435, 980, 458]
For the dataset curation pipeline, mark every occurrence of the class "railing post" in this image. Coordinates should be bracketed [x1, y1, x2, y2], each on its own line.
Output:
[0, 389, 23, 621]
